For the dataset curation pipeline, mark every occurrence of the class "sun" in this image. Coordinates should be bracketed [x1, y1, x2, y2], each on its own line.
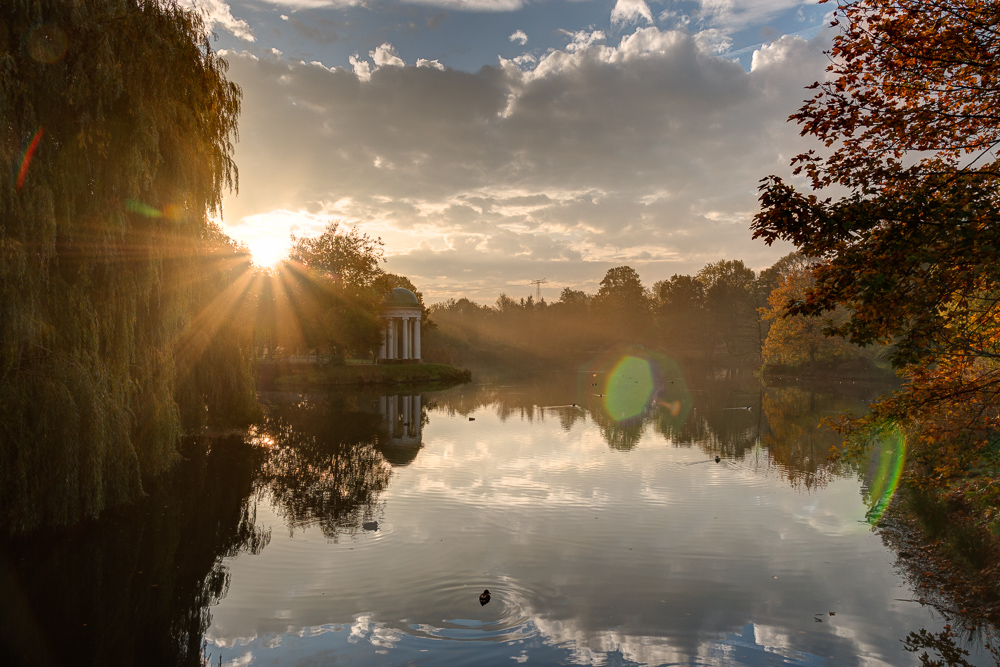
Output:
[245, 237, 289, 268]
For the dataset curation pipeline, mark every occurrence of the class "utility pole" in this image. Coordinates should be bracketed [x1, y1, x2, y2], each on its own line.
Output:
[529, 278, 548, 301]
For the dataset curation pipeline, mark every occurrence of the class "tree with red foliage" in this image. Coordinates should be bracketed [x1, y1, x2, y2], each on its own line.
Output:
[753, 0, 1000, 516]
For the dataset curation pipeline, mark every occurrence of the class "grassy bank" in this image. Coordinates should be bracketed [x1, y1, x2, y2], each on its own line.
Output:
[760, 357, 896, 382]
[258, 360, 471, 389]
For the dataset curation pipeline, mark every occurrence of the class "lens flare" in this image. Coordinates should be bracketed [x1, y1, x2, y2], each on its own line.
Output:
[579, 349, 693, 429]
[658, 399, 682, 417]
[126, 199, 162, 218]
[16, 127, 44, 190]
[27, 24, 68, 64]
[865, 424, 906, 525]
[126, 200, 183, 221]
[603, 356, 654, 421]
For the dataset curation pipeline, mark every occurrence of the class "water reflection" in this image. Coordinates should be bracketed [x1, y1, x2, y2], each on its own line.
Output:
[377, 394, 424, 465]
[0, 436, 268, 667]
[4, 370, 997, 666]
[428, 364, 871, 490]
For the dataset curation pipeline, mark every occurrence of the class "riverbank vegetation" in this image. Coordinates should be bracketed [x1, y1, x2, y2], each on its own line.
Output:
[0, 0, 255, 533]
[0, 0, 434, 534]
[752, 0, 1000, 601]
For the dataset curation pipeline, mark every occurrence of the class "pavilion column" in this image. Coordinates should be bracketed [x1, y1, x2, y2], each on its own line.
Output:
[387, 318, 395, 359]
[402, 316, 410, 359]
[413, 317, 421, 360]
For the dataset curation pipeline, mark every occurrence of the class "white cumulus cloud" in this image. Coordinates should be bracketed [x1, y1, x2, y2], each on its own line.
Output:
[371, 43, 406, 68]
[349, 54, 372, 81]
[611, 0, 653, 27]
[179, 0, 254, 41]
[509, 29, 528, 45]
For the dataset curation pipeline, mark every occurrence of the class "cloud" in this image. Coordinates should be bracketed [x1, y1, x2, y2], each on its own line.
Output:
[509, 29, 528, 45]
[403, 0, 525, 10]
[349, 53, 372, 81]
[610, 0, 653, 28]
[179, 0, 254, 41]
[693, 28, 733, 54]
[559, 29, 606, 53]
[220, 27, 830, 301]
[371, 43, 406, 68]
[257, 0, 363, 7]
[695, 0, 815, 31]
[280, 14, 341, 44]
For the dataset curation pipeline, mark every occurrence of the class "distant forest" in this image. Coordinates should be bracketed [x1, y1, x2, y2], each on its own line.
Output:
[423, 254, 887, 373]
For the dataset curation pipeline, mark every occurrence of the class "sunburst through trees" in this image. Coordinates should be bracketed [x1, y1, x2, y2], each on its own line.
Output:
[0, 1, 400, 533]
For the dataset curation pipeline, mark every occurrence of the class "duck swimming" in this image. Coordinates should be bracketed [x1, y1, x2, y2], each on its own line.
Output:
[479, 589, 491, 606]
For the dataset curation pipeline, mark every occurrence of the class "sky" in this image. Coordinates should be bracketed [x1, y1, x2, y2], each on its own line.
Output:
[183, 0, 834, 303]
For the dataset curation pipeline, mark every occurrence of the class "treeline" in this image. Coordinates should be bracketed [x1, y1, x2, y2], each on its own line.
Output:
[426, 254, 884, 370]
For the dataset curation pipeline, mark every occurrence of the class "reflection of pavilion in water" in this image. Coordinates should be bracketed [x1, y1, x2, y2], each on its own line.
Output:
[378, 394, 423, 466]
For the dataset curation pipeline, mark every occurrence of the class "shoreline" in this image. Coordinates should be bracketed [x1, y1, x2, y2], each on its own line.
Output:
[257, 360, 472, 389]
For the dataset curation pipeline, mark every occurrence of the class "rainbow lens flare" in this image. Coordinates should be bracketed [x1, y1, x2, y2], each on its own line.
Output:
[126, 200, 163, 218]
[603, 356, 654, 421]
[865, 424, 906, 525]
[16, 127, 44, 190]
[579, 349, 692, 429]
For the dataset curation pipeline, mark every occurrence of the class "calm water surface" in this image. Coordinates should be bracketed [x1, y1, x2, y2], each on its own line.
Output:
[1, 357, 993, 666]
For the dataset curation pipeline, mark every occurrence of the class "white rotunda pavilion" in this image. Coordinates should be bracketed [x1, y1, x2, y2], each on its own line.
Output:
[378, 287, 422, 363]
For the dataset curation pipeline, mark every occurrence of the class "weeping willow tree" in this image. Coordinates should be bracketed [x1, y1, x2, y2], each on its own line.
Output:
[0, 0, 257, 533]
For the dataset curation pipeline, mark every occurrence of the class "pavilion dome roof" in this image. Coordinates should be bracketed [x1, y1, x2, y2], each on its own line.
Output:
[382, 287, 420, 308]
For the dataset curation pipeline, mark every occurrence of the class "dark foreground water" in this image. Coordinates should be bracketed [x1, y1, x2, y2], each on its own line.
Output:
[2, 354, 996, 666]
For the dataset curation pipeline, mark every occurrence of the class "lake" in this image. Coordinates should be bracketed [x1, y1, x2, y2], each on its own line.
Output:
[1, 353, 994, 666]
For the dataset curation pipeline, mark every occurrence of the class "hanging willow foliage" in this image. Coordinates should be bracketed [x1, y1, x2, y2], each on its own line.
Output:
[0, 0, 257, 533]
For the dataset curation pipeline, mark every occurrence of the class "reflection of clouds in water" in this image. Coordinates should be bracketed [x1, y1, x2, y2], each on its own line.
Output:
[790, 481, 871, 538]
[201, 383, 935, 665]
[413, 413, 867, 546]
[348, 613, 371, 643]
[531, 615, 873, 666]
[207, 608, 906, 666]
[534, 616, 687, 665]
[348, 613, 403, 650]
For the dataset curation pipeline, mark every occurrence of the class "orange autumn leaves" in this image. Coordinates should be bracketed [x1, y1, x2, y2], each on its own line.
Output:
[753, 0, 1000, 522]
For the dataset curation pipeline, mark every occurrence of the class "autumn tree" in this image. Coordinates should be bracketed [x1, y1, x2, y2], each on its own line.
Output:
[752, 0, 1000, 514]
[754, 0, 1000, 365]
[0, 0, 252, 532]
[760, 267, 854, 367]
